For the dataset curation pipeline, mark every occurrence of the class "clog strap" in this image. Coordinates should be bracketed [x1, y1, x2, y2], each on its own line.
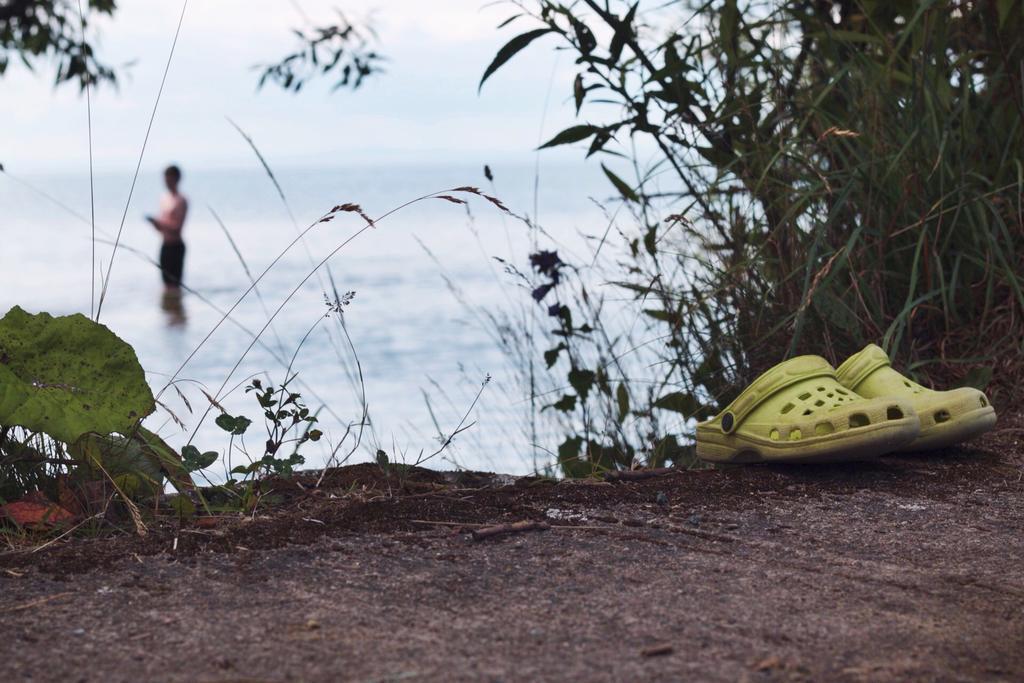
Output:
[720, 356, 836, 434]
[834, 344, 891, 392]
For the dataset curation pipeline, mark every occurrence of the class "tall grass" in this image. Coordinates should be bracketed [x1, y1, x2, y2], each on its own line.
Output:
[482, 0, 1024, 473]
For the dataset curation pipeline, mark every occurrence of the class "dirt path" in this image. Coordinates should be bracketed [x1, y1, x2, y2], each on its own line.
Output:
[2, 417, 1023, 682]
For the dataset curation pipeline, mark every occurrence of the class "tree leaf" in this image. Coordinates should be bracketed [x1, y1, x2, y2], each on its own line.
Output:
[815, 30, 884, 44]
[616, 383, 630, 421]
[696, 145, 734, 167]
[720, 0, 739, 59]
[215, 414, 252, 436]
[215, 414, 236, 433]
[653, 391, 701, 416]
[570, 16, 597, 55]
[568, 368, 596, 401]
[549, 394, 577, 412]
[544, 343, 567, 368]
[587, 130, 612, 158]
[601, 164, 640, 202]
[558, 436, 581, 462]
[71, 433, 162, 497]
[479, 28, 554, 91]
[539, 124, 599, 149]
[644, 225, 658, 256]
[135, 426, 195, 494]
[181, 445, 218, 472]
[496, 14, 522, 30]
[557, 436, 591, 478]
[650, 434, 678, 468]
[608, 2, 638, 64]
[573, 73, 585, 113]
[643, 308, 674, 322]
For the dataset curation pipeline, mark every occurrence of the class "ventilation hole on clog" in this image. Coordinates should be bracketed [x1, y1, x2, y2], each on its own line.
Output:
[798, 392, 812, 400]
[814, 399, 825, 407]
[769, 428, 780, 441]
[903, 380, 912, 388]
[803, 409, 813, 416]
[836, 388, 848, 395]
[817, 386, 825, 392]
[979, 396, 988, 407]
[815, 422, 835, 436]
[789, 429, 802, 441]
[934, 409, 951, 424]
[826, 392, 834, 398]
[781, 403, 795, 415]
[886, 406, 904, 420]
[849, 413, 870, 428]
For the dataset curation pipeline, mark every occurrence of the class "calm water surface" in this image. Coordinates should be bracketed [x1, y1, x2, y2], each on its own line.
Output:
[0, 162, 608, 477]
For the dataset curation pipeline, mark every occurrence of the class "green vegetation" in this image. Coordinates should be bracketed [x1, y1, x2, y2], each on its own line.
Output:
[0, 307, 192, 521]
[0, 1, 382, 93]
[0, 306, 334, 522]
[483, 0, 1023, 475]
[0, 0, 116, 89]
[3, 0, 1022, 531]
[205, 376, 323, 512]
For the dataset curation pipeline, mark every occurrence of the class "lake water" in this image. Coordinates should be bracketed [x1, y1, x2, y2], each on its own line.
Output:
[0, 162, 609, 477]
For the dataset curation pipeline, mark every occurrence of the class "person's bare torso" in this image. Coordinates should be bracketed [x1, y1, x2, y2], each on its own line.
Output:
[157, 191, 188, 243]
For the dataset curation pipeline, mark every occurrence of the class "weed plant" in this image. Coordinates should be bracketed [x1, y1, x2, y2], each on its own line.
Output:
[480, 0, 1024, 474]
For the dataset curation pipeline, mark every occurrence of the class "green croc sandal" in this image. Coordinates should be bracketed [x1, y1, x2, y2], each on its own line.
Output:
[835, 344, 996, 452]
[696, 356, 920, 464]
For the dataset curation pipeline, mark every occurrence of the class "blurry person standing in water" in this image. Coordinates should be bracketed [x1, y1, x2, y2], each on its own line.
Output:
[146, 165, 189, 290]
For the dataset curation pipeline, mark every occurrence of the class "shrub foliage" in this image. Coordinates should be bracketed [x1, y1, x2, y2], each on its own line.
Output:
[485, 0, 1024, 473]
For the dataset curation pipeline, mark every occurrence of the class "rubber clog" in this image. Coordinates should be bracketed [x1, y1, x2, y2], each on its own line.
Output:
[696, 355, 920, 464]
[835, 344, 996, 451]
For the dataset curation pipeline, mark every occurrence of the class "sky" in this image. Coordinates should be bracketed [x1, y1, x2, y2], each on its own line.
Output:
[0, 0, 589, 173]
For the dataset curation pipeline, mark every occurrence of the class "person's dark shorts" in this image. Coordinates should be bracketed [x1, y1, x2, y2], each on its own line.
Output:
[160, 242, 186, 287]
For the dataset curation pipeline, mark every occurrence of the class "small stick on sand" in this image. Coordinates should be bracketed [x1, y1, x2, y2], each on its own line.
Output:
[410, 519, 484, 528]
[5, 592, 74, 613]
[471, 520, 550, 541]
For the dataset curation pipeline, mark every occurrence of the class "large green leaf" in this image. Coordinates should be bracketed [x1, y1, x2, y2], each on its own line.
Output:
[0, 306, 154, 444]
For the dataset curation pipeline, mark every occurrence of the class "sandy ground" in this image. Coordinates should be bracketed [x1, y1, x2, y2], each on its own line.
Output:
[1, 416, 1023, 682]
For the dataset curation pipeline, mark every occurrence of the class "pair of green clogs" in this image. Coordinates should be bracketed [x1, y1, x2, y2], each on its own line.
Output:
[696, 344, 997, 464]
